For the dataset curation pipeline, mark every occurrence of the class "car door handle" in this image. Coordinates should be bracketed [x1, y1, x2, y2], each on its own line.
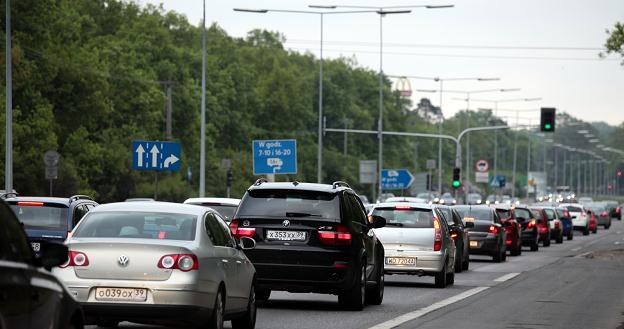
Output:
[236, 260, 242, 264]
[221, 259, 229, 263]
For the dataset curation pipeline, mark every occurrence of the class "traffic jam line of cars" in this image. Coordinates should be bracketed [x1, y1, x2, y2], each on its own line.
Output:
[0, 186, 621, 329]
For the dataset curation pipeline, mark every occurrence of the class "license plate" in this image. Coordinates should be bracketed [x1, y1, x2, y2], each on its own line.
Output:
[469, 240, 479, 248]
[266, 230, 306, 241]
[385, 257, 416, 266]
[30, 242, 40, 252]
[95, 288, 147, 302]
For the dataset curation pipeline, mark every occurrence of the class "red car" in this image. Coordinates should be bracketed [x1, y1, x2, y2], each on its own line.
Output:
[493, 205, 522, 256]
[587, 210, 598, 234]
[530, 208, 552, 247]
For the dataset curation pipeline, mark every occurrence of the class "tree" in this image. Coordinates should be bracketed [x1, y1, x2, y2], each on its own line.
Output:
[603, 22, 624, 65]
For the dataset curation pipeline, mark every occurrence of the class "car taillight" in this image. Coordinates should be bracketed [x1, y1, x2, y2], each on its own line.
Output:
[488, 225, 499, 235]
[229, 219, 256, 239]
[395, 204, 412, 210]
[157, 254, 199, 272]
[563, 210, 570, 218]
[433, 217, 442, 251]
[450, 232, 458, 240]
[527, 219, 537, 228]
[617, 207, 621, 214]
[318, 224, 352, 246]
[60, 251, 89, 268]
[555, 221, 560, 228]
[601, 211, 608, 217]
[17, 201, 44, 206]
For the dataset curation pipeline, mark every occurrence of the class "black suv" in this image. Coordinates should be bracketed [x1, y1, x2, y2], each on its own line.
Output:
[3, 194, 98, 255]
[231, 180, 386, 310]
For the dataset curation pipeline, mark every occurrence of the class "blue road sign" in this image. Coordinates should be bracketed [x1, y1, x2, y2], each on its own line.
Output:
[490, 175, 506, 188]
[253, 139, 297, 175]
[132, 140, 181, 171]
[381, 169, 414, 190]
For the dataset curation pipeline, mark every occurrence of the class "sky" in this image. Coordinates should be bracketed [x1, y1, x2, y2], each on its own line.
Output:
[141, 0, 624, 126]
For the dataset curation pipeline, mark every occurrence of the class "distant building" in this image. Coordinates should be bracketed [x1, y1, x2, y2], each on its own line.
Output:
[414, 98, 443, 123]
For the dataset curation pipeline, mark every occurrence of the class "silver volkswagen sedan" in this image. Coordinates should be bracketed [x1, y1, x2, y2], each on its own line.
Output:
[53, 201, 257, 329]
[370, 203, 456, 288]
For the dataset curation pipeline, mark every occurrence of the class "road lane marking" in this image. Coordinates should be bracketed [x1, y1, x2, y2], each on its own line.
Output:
[493, 272, 520, 282]
[571, 247, 581, 251]
[367, 287, 489, 329]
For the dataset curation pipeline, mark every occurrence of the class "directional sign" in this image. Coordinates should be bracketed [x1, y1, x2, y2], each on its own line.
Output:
[132, 140, 181, 171]
[253, 139, 297, 175]
[475, 159, 489, 173]
[381, 169, 414, 190]
[490, 175, 506, 188]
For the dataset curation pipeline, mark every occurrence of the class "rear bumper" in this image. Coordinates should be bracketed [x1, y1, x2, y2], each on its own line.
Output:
[383, 251, 444, 276]
[520, 229, 538, 244]
[82, 303, 211, 325]
[467, 235, 501, 256]
[254, 262, 357, 294]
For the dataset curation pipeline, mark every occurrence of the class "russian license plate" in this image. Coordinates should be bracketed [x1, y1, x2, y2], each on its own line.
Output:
[385, 257, 416, 266]
[469, 240, 479, 248]
[30, 242, 40, 252]
[95, 288, 147, 302]
[266, 230, 306, 241]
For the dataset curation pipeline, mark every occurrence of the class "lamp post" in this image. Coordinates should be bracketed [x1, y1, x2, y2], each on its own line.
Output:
[199, 0, 206, 197]
[234, 7, 377, 184]
[392, 75, 499, 194]
[5, 0, 12, 194]
[319, 4, 453, 200]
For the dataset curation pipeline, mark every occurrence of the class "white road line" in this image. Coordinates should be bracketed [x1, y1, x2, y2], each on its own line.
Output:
[615, 241, 621, 245]
[493, 272, 521, 282]
[367, 287, 489, 329]
[571, 247, 581, 251]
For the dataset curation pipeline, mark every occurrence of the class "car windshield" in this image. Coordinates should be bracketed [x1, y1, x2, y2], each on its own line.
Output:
[237, 189, 340, 219]
[72, 212, 198, 241]
[454, 206, 492, 222]
[371, 207, 434, 228]
[10, 203, 69, 230]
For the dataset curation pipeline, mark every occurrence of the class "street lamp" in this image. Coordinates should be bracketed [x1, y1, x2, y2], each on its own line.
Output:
[199, 0, 207, 197]
[318, 4, 453, 200]
[234, 7, 378, 184]
[391, 75, 499, 195]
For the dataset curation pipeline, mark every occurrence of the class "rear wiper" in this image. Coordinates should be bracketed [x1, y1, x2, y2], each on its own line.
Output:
[286, 212, 322, 217]
[386, 222, 404, 227]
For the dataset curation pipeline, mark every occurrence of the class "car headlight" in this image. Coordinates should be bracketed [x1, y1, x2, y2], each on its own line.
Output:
[477, 200, 482, 204]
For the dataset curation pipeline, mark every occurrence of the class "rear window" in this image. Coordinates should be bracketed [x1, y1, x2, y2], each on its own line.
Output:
[530, 209, 543, 220]
[10, 203, 69, 230]
[72, 212, 197, 241]
[237, 189, 340, 219]
[194, 204, 236, 222]
[496, 209, 511, 218]
[454, 206, 492, 222]
[556, 209, 566, 218]
[566, 206, 583, 213]
[371, 207, 434, 228]
[515, 208, 532, 220]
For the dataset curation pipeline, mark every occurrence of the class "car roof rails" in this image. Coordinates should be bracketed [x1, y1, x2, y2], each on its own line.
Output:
[69, 195, 95, 203]
[332, 181, 351, 189]
[253, 178, 268, 186]
[0, 192, 18, 199]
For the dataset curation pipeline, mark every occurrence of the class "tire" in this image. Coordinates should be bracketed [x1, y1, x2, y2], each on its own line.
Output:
[96, 321, 118, 328]
[605, 220, 611, 230]
[434, 261, 448, 288]
[501, 249, 507, 262]
[454, 248, 463, 273]
[231, 283, 257, 329]
[592, 227, 597, 234]
[583, 226, 590, 235]
[255, 288, 271, 302]
[543, 235, 551, 247]
[556, 234, 563, 244]
[206, 289, 225, 329]
[462, 252, 470, 271]
[567, 232, 573, 240]
[493, 249, 502, 262]
[510, 240, 521, 256]
[339, 261, 366, 310]
[365, 262, 384, 305]
[530, 237, 539, 251]
[446, 270, 455, 286]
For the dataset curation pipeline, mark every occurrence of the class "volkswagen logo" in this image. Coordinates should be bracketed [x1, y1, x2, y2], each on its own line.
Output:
[118, 255, 129, 267]
[282, 220, 290, 227]
[242, 220, 250, 227]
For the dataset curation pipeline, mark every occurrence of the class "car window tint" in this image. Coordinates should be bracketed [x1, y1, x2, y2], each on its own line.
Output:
[347, 194, 367, 225]
[556, 209, 566, 218]
[0, 203, 33, 263]
[196, 204, 237, 222]
[238, 189, 340, 220]
[496, 209, 511, 218]
[371, 207, 433, 228]
[439, 208, 453, 226]
[73, 211, 197, 240]
[10, 203, 69, 230]
[566, 206, 583, 213]
[451, 210, 463, 226]
[544, 209, 556, 220]
[515, 208, 532, 220]
[454, 206, 493, 222]
[73, 205, 89, 226]
[213, 213, 236, 247]
[205, 213, 231, 246]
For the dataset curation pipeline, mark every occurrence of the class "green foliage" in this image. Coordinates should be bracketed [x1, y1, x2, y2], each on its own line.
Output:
[602, 22, 624, 65]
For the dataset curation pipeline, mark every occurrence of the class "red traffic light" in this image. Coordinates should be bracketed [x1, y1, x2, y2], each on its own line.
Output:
[617, 169, 622, 177]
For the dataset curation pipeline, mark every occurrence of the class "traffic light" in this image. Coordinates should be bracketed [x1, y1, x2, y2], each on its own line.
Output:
[452, 167, 461, 189]
[226, 169, 233, 187]
[540, 107, 556, 132]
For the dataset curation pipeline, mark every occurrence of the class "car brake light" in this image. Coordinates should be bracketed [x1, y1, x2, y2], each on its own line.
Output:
[488, 225, 499, 235]
[318, 224, 352, 246]
[60, 251, 89, 268]
[450, 232, 458, 240]
[601, 211, 608, 217]
[555, 221, 560, 228]
[527, 219, 537, 228]
[395, 204, 412, 210]
[563, 210, 570, 217]
[229, 219, 256, 239]
[617, 207, 621, 214]
[17, 201, 44, 206]
[157, 254, 199, 272]
[433, 217, 442, 251]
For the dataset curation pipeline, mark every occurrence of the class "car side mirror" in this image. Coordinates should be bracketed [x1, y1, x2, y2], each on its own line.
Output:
[368, 215, 386, 229]
[38, 241, 68, 270]
[464, 221, 474, 228]
[239, 236, 256, 250]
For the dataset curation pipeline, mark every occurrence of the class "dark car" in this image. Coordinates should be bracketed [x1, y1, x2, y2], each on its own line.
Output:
[438, 205, 474, 272]
[4, 195, 98, 255]
[0, 197, 84, 329]
[533, 206, 563, 244]
[454, 205, 506, 262]
[493, 205, 522, 256]
[529, 207, 552, 247]
[555, 207, 574, 240]
[510, 206, 540, 251]
[231, 180, 386, 310]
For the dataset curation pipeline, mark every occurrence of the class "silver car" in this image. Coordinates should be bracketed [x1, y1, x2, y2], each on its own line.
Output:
[371, 203, 456, 288]
[54, 201, 257, 329]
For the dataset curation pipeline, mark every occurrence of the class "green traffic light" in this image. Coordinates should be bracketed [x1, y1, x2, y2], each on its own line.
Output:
[452, 181, 461, 188]
[544, 123, 552, 130]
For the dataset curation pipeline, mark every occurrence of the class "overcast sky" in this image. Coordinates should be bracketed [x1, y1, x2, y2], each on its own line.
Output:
[142, 0, 623, 126]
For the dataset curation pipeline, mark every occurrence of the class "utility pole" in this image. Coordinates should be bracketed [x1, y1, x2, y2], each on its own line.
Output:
[5, 0, 13, 194]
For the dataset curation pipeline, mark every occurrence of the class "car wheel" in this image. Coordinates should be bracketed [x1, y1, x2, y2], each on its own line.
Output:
[501, 249, 507, 262]
[434, 261, 448, 288]
[583, 226, 590, 235]
[96, 320, 118, 328]
[543, 235, 551, 247]
[207, 289, 225, 329]
[592, 227, 597, 234]
[446, 269, 455, 286]
[605, 221, 611, 230]
[454, 249, 463, 273]
[462, 252, 469, 271]
[530, 238, 539, 251]
[231, 283, 257, 329]
[339, 261, 366, 310]
[567, 232, 573, 240]
[255, 288, 271, 302]
[365, 261, 384, 305]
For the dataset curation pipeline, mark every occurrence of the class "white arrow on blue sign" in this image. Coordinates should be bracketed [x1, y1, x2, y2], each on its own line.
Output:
[132, 140, 181, 172]
[381, 169, 414, 190]
[253, 139, 297, 175]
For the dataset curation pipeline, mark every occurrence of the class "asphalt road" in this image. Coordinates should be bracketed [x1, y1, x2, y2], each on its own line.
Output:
[88, 219, 624, 329]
